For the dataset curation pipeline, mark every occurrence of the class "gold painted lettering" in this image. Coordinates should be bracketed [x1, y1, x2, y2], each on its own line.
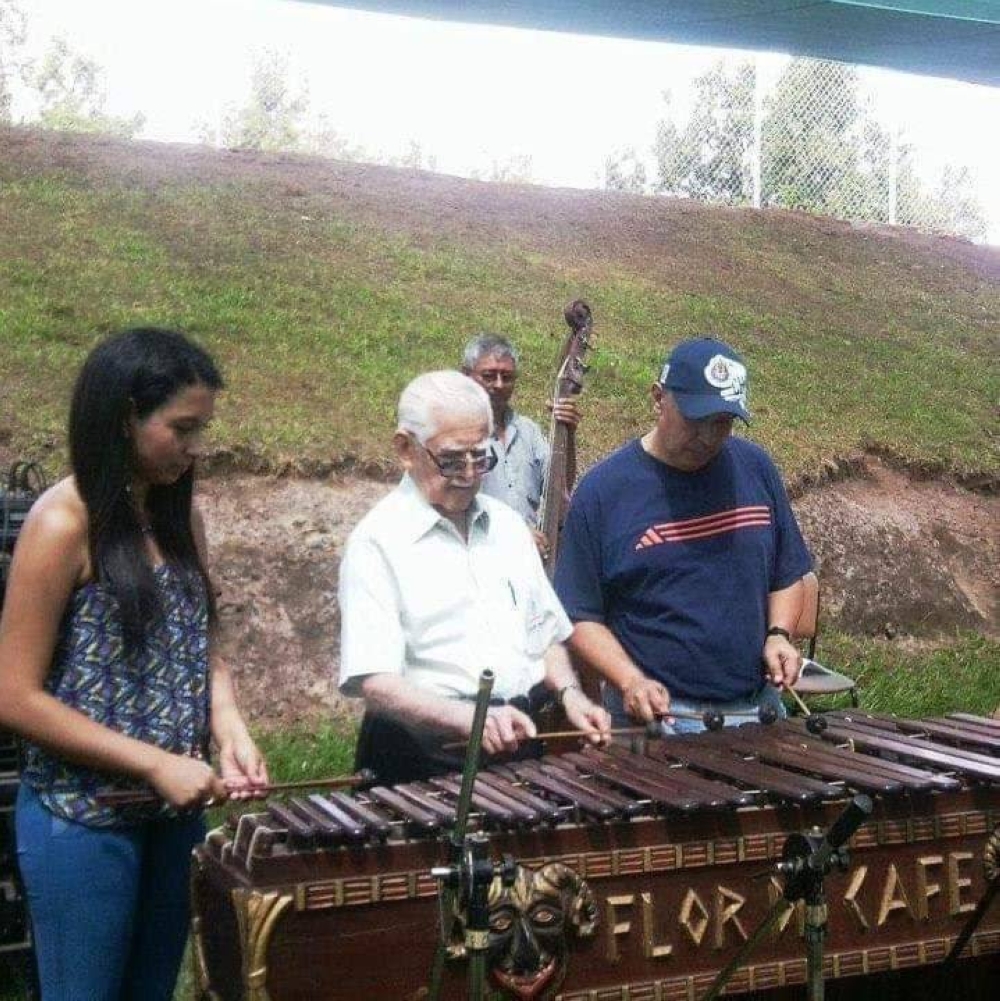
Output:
[768, 877, 805, 938]
[915, 856, 943, 921]
[714, 885, 749, 950]
[877, 864, 915, 926]
[604, 894, 635, 963]
[948, 852, 975, 916]
[679, 888, 710, 947]
[640, 892, 673, 959]
[843, 865, 870, 931]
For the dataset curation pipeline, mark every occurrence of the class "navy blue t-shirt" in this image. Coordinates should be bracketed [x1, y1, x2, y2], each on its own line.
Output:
[554, 437, 812, 701]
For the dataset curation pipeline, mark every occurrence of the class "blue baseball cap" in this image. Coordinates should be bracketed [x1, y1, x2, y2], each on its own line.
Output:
[658, 337, 751, 424]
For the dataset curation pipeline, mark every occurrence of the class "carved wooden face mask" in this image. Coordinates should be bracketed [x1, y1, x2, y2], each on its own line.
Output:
[447, 861, 597, 1000]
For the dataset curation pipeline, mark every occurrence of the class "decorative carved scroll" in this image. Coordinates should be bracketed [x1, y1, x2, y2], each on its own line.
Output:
[231, 887, 294, 1001]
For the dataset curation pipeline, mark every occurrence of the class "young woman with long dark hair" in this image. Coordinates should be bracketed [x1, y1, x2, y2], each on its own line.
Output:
[0, 327, 268, 1000]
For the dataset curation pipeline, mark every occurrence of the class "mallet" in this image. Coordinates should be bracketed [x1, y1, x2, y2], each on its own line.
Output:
[530, 703, 781, 743]
[94, 769, 375, 808]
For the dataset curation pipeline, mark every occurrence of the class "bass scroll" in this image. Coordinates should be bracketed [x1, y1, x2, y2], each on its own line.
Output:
[537, 300, 594, 579]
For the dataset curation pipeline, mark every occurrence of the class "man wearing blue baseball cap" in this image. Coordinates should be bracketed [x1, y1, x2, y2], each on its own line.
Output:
[554, 336, 813, 732]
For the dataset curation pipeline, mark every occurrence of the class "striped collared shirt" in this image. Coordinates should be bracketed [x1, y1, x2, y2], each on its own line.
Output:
[478, 409, 550, 525]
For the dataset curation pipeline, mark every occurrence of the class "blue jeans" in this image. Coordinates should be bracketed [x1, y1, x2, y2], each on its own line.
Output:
[15, 783, 205, 1001]
[603, 681, 786, 734]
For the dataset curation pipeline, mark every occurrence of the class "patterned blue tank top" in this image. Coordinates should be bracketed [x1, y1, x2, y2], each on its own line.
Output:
[21, 563, 211, 828]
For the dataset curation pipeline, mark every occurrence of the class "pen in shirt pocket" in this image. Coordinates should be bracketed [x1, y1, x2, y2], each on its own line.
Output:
[508, 579, 517, 607]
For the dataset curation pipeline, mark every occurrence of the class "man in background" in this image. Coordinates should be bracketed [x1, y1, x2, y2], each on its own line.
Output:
[461, 334, 579, 556]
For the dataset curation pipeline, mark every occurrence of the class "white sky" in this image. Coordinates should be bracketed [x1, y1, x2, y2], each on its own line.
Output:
[15, 0, 1000, 242]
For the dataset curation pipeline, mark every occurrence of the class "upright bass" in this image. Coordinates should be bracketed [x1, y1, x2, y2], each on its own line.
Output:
[537, 299, 594, 580]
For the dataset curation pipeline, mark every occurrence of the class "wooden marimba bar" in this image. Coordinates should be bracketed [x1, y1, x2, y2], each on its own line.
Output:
[191, 713, 1000, 1001]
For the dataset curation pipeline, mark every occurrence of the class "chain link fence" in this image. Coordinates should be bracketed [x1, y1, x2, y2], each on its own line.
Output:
[608, 53, 994, 243]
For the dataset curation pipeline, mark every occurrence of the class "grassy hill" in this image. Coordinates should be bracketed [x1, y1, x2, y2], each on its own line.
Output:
[1, 127, 998, 999]
[1, 126, 998, 486]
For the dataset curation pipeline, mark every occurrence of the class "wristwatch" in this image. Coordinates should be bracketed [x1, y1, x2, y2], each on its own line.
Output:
[765, 626, 792, 641]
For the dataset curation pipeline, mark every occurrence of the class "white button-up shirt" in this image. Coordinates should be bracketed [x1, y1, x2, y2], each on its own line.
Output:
[338, 475, 572, 702]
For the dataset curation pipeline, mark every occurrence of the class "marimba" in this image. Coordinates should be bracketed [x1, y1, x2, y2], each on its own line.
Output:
[191, 713, 1000, 1000]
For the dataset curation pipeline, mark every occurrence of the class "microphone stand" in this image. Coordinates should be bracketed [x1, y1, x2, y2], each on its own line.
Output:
[427, 670, 516, 1001]
[700, 794, 874, 1001]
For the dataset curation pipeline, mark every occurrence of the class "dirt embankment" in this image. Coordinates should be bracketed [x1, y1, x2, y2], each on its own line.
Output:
[196, 457, 998, 729]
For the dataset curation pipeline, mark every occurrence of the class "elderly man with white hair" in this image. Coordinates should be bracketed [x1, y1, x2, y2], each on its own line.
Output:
[338, 370, 609, 785]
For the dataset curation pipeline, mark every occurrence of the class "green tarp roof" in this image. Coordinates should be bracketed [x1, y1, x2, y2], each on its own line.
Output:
[306, 1, 1000, 86]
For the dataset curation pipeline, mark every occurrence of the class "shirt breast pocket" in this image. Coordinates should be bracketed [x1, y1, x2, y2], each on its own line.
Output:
[486, 576, 541, 658]
[520, 587, 552, 659]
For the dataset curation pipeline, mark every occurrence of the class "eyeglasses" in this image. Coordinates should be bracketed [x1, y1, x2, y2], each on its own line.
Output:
[473, 369, 517, 386]
[418, 440, 499, 478]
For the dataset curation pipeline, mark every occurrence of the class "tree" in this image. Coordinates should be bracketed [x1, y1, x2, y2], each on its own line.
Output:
[207, 49, 308, 151]
[0, 0, 27, 122]
[303, 112, 368, 162]
[604, 147, 647, 194]
[898, 162, 987, 242]
[384, 139, 438, 172]
[761, 59, 866, 216]
[653, 63, 755, 203]
[648, 55, 987, 239]
[24, 36, 143, 138]
[200, 51, 374, 162]
[470, 154, 533, 184]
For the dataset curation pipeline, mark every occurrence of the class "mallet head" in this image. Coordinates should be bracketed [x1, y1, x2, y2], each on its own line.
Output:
[758, 704, 779, 726]
[703, 710, 725, 732]
[805, 714, 829, 735]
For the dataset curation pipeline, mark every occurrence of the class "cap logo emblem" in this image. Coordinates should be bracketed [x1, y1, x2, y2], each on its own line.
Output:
[703, 354, 747, 405]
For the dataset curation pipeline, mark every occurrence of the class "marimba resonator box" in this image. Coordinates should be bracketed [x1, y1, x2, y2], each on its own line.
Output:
[191, 713, 1000, 1000]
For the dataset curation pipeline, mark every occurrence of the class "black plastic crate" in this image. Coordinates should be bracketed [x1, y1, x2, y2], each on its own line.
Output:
[0, 731, 17, 770]
[1, 460, 47, 557]
[0, 808, 30, 949]
[0, 463, 41, 984]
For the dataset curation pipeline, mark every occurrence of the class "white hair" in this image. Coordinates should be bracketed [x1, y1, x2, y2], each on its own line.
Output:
[397, 370, 493, 444]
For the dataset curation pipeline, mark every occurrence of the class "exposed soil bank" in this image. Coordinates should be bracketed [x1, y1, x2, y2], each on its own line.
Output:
[196, 457, 997, 728]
